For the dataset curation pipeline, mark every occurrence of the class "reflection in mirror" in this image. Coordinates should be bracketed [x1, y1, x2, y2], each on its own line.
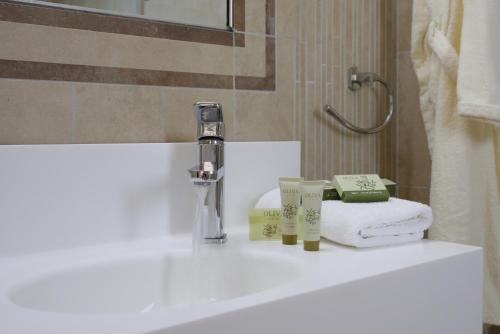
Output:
[17, 0, 231, 30]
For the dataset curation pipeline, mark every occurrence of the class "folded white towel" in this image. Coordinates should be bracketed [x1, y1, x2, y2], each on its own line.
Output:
[255, 188, 433, 248]
[321, 198, 432, 248]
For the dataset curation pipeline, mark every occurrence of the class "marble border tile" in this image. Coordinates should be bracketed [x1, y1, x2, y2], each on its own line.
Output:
[0, 60, 235, 88]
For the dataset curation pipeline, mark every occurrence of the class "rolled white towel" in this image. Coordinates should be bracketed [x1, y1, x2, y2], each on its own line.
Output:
[321, 198, 432, 248]
[255, 188, 433, 248]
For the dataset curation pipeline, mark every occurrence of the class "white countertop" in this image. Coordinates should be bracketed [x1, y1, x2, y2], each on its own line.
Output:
[0, 230, 481, 334]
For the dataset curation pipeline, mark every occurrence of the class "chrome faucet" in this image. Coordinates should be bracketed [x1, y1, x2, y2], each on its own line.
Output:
[188, 102, 226, 244]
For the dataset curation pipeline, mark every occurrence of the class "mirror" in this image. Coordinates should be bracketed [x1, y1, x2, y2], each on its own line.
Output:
[16, 0, 232, 30]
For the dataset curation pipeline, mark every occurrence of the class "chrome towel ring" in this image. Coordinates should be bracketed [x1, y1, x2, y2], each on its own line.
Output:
[324, 66, 394, 134]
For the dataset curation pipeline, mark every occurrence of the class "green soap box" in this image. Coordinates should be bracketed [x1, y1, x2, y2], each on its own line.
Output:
[333, 174, 390, 202]
[323, 177, 396, 201]
[248, 208, 304, 241]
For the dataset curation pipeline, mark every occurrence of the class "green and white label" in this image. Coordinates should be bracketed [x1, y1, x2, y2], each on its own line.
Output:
[333, 174, 389, 202]
[301, 182, 324, 241]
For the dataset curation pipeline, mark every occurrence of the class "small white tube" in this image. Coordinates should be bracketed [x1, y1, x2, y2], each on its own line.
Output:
[300, 180, 325, 251]
[279, 177, 304, 245]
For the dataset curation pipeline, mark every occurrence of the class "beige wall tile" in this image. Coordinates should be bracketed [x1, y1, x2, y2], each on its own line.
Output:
[298, 78, 306, 174]
[297, 41, 306, 82]
[294, 80, 301, 139]
[397, 52, 431, 187]
[0, 79, 72, 144]
[234, 35, 296, 142]
[332, 0, 342, 39]
[74, 83, 164, 143]
[325, 0, 333, 83]
[397, 0, 412, 51]
[163, 87, 234, 142]
[304, 82, 320, 179]
[276, 38, 296, 96]
[234, 91, 294, 141]
[276, 0, 297, 38]
[243, 0, 267, 34]
[276, 40, 295, 136]
[329, 84, 343, 175]
[296, 0, 397, 180]
[302, 0, 317, 82]
[235, 34, 267, 77]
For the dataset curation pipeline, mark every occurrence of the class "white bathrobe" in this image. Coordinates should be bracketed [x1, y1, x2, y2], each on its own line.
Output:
[457, 1, 500, 126]
[412, 0, 500, 326]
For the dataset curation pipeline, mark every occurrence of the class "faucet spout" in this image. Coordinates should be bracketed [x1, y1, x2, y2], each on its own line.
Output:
[188, 102, 226, 244]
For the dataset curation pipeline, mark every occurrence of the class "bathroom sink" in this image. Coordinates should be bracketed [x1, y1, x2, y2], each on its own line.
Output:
[9, 249, 300, 315]
[0, 144, 483, 334]
[0, 234, 482, 334]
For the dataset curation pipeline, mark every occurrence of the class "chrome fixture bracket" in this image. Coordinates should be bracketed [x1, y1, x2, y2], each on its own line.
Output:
[324, 66, 394, 134]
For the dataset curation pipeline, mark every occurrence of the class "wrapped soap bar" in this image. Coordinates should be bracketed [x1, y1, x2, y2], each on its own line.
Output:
[248, 208, 303, 241]
[333, 174, 390, 202]
[323, 178, 397, 200]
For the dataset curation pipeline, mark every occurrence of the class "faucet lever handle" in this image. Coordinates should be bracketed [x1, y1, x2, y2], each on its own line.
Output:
[194, 102, 224, 123]
[194, 102, 225, 139]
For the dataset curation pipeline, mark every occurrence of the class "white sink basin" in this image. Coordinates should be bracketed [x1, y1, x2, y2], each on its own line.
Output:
[0, 144, 483, 334]
[9, 249, 300, 315]
[0, 234, 483, 334]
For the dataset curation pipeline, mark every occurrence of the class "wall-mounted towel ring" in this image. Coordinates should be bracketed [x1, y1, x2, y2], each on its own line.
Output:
[324, 66, 394, 134]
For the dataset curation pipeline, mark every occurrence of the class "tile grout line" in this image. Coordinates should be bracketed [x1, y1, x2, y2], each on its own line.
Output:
[297, 0, 302, 146]
[354, 0, 358, 174]
[319, 0, 331, 179]
[333, 0, 337, 176]
[71, 83, 77, 144]
[351, 0, 355, 173]
[395, 0, 401, 192]
[342, 0, 346, 173]
[388, 0, 393, 179]
[358, 0, 362, 174]
[332, 0, 336, 177]
[304, 0, 309, 179]
[384, 0, 388, 177]
[159, 86, 165, 140]
[334, 0, 339, 176]
[328, 0, 332, 177]
[364, 0, 368, 173]
[340, 0, 344, 174]
[320, 0, 324, 179]
[313, 0, 319, 179]
[375, 0, 380, 176]
[369, 0, 373, 173]
[360, 0, 365, 171]
[318, 0, 321, 179]
[293, 0, 298, 141]
[232, 30, 237, 141]
[356, 0, 361, 174]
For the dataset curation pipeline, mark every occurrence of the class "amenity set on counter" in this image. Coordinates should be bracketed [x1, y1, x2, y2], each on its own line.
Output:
[249, 174, 433, 250]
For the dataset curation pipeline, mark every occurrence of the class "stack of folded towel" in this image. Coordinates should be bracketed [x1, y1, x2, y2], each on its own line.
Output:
[255, 188, 433, 248]
[320, 198, 432, 247]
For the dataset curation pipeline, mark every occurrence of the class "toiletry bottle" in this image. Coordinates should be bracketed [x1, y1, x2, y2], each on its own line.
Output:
[300, 181, 325, 251]
[279, 177, 304, 245]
